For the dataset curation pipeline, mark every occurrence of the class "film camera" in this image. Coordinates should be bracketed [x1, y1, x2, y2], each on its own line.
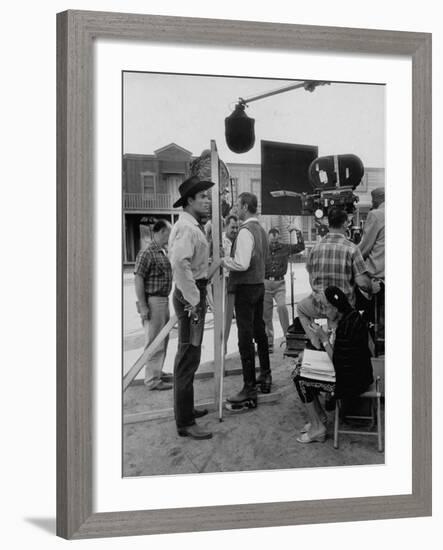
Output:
[269, 153, 364, 242]
[306, 154, 364, 243]
[269, 153, 364, 218]
[303, 153, 364, 217]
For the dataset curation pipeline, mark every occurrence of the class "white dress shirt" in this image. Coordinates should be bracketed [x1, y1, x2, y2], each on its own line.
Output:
[223, 217, 258, 272]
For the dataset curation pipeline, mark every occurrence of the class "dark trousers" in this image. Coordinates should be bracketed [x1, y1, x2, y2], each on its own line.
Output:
[234, 283, 271, 387]
[355, 282, 385, 354]
[172, 284, 207, 429]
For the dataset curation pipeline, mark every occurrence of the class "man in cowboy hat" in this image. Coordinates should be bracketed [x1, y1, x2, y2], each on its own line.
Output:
[168, 175, 215, 440]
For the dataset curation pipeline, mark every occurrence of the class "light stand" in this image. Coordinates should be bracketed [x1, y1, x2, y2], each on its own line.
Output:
[288, 222, 296, 321]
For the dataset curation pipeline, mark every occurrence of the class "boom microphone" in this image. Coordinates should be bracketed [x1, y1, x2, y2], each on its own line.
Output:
[225, 103, 255, 154]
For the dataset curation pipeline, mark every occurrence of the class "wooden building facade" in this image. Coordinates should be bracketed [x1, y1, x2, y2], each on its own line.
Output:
[123, 144, 385, 264]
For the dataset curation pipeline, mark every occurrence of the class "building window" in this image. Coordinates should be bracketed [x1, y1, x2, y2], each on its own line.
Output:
[230, 177, 239, 202]
[140, 172, 156, 195]
[302, 216, 314, 242]
[250, 179, 261, 203]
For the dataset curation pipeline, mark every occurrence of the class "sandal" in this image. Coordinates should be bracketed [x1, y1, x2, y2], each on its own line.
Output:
[300, 416, 327, 434]
[296, 429, 327, 444]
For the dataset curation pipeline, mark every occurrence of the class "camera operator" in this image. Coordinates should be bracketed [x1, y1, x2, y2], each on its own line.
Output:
[297, 206, 377, 349]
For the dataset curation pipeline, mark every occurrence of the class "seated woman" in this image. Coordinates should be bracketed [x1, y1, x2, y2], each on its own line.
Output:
[293, 286, 374, 443]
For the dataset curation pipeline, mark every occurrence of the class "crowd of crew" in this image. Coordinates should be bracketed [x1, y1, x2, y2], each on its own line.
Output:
[134, 175, 385, 442]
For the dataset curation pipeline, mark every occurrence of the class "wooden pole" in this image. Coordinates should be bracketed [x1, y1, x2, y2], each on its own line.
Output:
[218, 275, 226, 420]
[210, 140, 225, 421]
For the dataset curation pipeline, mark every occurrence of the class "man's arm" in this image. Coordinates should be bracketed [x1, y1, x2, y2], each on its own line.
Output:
[352, 246, 372, 294]
[134, 274, 149, 321]
[169, 226, 200, 307]
[355, 272, 373, 294]
[287, 227, 305, 255]
[134, 251, 150, 321]
[222, 228, 254, 271]
[359, 211, 379, 259]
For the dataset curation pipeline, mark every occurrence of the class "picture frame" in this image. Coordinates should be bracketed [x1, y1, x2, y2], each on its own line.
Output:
[57, 9, 432, 539]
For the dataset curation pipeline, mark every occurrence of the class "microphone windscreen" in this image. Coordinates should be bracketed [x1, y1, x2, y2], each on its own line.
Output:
[225, 104, 255, 154]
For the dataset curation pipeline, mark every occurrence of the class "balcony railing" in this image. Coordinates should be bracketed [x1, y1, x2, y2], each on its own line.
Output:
[123, 193, 174, 211]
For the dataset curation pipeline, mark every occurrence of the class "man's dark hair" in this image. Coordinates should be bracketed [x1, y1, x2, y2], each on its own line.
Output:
[268, 227, 280, 235]
[327, 207, 348, 229]
[238, 192, 258, 214]
[225, 214, 238, 226]
[184, 192, 198, 208]
[152, 219, 170, 233]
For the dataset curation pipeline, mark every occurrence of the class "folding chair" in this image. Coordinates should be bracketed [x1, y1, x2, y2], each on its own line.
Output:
[333, 357, 384, 452]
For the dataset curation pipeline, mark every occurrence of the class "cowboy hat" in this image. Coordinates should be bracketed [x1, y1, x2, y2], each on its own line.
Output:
[173, 175, 214, 208]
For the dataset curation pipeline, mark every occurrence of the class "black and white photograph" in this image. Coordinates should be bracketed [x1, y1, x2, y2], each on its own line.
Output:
[122, 71, 386, 477]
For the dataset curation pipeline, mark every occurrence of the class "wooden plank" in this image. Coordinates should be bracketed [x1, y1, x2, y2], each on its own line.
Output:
[123, 389, 285, 424]
[122, 316, 177, 392]
[123, 262, 222, 392]
[129, 365, 263, 385]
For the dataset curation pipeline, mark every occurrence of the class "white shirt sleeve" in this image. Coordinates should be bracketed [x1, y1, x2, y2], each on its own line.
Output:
[223, 227, 254, 271]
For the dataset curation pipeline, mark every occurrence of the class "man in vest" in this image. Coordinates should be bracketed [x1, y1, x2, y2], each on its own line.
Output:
[222, 192, 271, 410]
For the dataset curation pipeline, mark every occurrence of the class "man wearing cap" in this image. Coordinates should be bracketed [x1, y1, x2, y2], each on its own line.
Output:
[359, 187, 385, 280]
[169, 175, 214, 440]
[358, 187, 385, 347]
[134, 219, 173, 391]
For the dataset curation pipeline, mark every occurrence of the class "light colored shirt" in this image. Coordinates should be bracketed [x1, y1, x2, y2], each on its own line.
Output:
[359, 203, 385, 279]
[223, 217, 257, 272]
[222, 232, 233, 278]
[168, 211, 209, 306]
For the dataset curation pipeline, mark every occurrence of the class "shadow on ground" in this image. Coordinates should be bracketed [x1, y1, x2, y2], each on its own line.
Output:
[25, 518, 56, 534]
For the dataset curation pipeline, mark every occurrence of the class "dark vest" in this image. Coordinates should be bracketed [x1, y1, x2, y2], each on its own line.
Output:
[228, 220, 268, 288]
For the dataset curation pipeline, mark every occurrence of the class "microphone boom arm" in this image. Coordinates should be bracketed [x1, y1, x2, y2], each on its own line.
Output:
[238, 80, 330, 106]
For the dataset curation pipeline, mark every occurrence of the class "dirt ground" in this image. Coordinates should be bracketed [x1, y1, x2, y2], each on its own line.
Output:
[123, 341, 385, 477]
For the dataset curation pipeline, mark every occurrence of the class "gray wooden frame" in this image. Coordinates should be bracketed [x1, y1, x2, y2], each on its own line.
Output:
[57, 10, 432, 540]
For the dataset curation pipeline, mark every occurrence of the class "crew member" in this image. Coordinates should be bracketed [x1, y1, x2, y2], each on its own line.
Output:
[263, 226, 305, 353]
[358, 187, 385, 349]
[359, 187, 385, 279]
[134, 219, 173, 391]
[297, 207, 375, 349]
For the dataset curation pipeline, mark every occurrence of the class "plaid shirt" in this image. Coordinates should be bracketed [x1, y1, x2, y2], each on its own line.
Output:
[265, 232, 305, 279]
[307, 232, 367, 306]
[134, 240, 172, 298]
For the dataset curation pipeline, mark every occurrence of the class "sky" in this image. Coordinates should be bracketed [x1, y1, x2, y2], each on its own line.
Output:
[123, 71, 385, 168]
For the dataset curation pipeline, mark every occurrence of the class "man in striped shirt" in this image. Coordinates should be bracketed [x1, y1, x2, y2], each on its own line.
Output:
[297, 207, 374, 349]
